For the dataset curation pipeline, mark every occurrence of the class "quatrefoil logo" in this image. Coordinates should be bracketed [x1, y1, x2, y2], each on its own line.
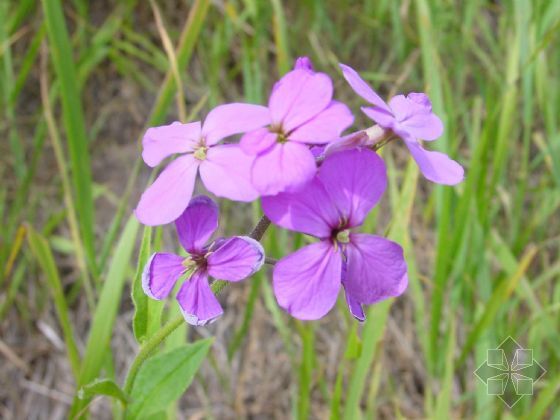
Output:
[474, 337, 546, 408]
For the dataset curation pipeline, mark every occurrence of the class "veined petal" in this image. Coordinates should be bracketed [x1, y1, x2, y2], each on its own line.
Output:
[175, 195, 219, 253]
[201, 103, 271, 146]
[288, 101, 354, 145]
[344, 234, 408, 304]
[269, 69, 333, 132]
[273, 241, 342, 320]
[251, 142, 317, 196]
[207, 236, 265, 281]
[240, 128, 277, 156]
[142, 252, 184, 300]
[135, 154, 199, 226]
[176, 270, 223, 326]
[262, 177, 338, 238]
[318, 148, 387, 227]
[200, 145, 259, 202]
[339, 64, 390, 111]
[405, 140, 464, 185]
[142, 121, 201, 167]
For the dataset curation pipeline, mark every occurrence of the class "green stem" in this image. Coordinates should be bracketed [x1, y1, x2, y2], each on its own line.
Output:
[123, 279, 226, 394]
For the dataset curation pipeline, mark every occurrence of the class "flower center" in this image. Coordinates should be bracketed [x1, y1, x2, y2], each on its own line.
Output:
[182, 254, 207, 278]
[336, 229, 351, 244]
[193, 145, 208, 161]
[182, 256, 196, 269]
[270, 124, 288, 144]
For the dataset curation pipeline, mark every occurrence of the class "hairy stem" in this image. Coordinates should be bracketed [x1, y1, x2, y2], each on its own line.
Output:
[249, 215, 271, 241]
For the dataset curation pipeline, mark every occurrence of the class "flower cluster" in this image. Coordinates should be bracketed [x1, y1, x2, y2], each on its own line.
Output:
[137, 57, 463, 325]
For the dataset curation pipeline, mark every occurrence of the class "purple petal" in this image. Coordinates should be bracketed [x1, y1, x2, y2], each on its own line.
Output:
[387, 95, 412, 121]
[142, 252, 184, 300]
[268, 69, 333, 132]
[408, 92, 432, 110]
[273, 241, 342, 320]
[288, 101, 354, 145]
[262, 178, 340, 238]
[293, 56, 314, 71]
[262, 177, 339, 238]
[240, 128, 277, 156]
[344, 233, 408, 304]
[310, 145, 326, 158]
[142, 121, 201, 167]
[405, 140, 464, 185]
[361, 106, 396, 129]
[343, 289, 365, 321]
[176, 270, 223, 326]
[318, 148, 387, 227]
[389, 95, 443, 141]
[175, 195, 219, 253]
[251, 142, 317, 196]
[199, 144, 259, 202]
[339, 64, 390, 111]
[201, 103, 271, 146]
[135, 154, 200, 226]
[395, 113, 443, 141]
[323, 131, 370, 157]
[207, 236, 265, 281]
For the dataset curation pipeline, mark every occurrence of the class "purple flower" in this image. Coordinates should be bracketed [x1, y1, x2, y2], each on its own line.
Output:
[135, 103, 270, 225]
[262, 148, 407, 321]
[240, 57, 354, 196]
[142, 196, 265, 325]
[339, 64, 464, 185]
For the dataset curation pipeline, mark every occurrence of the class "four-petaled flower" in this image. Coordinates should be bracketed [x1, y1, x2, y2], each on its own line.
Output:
[135, 103, 270, 225]
[262, 148, 408, 320]
[339, 64, 464, 185]
[142, 196, 265, 325]
[240, 57, 354, 195]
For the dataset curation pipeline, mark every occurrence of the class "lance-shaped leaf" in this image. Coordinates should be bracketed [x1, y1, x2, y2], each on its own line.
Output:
[126, 338, 213, 419]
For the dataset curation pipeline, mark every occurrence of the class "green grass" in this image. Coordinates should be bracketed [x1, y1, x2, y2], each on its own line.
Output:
[1, 0, 559, 418]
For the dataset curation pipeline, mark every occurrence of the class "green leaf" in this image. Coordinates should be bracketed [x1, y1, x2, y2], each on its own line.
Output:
[78, 379, 130, 405]
[132, 227, 152, 343]
[126, 339, 213, 419]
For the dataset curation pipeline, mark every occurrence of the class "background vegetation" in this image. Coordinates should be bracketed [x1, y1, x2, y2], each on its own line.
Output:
[1, 0, 559, 418]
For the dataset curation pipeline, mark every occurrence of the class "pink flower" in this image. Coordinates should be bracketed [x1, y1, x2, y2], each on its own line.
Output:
[339, 64, 464, 185]
[262, 148, 407, 321]
[240, 57, 354, 196]
[135, 103, 270, 225]
[142, 196, 265, 326]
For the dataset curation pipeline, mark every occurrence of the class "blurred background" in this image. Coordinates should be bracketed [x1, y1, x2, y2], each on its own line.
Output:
[1, 0, 559, 418]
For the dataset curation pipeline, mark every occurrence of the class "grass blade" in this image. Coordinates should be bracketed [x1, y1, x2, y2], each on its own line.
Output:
[41, 0, 97, 274]
[70, 216, 140, 416]
[27, 225, 81, 378]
